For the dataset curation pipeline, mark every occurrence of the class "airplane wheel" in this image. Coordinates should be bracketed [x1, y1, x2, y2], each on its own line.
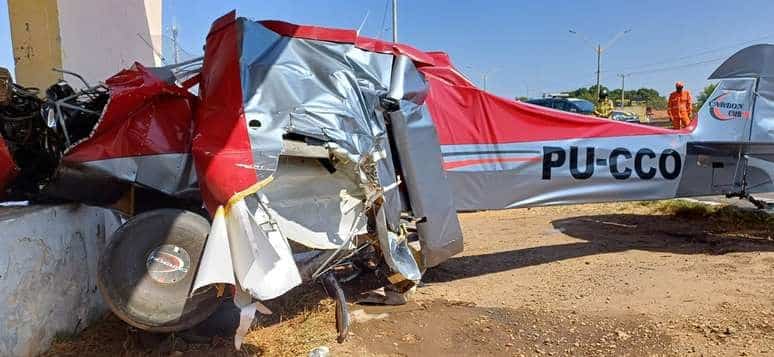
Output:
[97, 209, 222, 332]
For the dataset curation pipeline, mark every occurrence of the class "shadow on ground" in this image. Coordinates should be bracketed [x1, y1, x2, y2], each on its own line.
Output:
[425, 211, 774, 283]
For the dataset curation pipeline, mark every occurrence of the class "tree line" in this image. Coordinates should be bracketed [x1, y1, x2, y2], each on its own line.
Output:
[565, 83, 718, 112]
[567, 85, 668, 109]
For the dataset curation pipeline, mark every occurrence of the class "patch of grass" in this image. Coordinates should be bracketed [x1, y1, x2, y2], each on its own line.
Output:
[241, 298, 337, 356]
[649, 199, 719, 219]
[649, 199, 774, 232]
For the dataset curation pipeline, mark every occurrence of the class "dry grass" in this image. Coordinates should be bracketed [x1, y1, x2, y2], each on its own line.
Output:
[42, 285, 340, 356]
[241, 295, 338, 356]
[644, 199, 774, 235]
[40, 314, 135, 356]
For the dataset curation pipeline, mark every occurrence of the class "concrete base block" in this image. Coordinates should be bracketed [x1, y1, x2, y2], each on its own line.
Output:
[0, 204, 122, 357]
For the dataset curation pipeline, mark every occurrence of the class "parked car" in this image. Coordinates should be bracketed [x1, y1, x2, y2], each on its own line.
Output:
[611, 110, 640, 123]
[526, 97, 595, 115]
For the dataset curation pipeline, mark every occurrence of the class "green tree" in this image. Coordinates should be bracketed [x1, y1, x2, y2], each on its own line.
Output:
[694, 83, 718, 112]
[568, 85, 609, 102]
[568, 85, 667, 109]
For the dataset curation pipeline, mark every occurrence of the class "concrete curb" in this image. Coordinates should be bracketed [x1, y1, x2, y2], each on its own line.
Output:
[0, 204, 122, 356]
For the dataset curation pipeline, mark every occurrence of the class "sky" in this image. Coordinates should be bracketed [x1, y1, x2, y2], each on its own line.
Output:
[0, 0, 774, 98]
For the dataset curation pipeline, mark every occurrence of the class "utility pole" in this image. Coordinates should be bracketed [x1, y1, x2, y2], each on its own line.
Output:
[171, 21, 180, 65]
[617, 73, 629, 108]
[595, 45, 601, 100]
[463, 65, 498, 91]
[483, 73, 488, 91]
[569, 28, 631, 101]
[482, 68, 498, 91]
[392, 0, 398, 43]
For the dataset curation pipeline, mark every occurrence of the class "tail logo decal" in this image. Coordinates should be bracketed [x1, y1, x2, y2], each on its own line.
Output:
[709, 92, 750, 120]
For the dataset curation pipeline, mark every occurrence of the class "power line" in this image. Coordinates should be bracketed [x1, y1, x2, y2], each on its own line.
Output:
[377, 0, 390, 40]
[548, 34, 774, 93]
[136, 33, 167, 64]
[627, 56, 726, 76]
[607, 33, 773, 74]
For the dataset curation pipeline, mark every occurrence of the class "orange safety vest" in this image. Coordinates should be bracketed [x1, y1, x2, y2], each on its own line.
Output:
[668, 90, 693, 129]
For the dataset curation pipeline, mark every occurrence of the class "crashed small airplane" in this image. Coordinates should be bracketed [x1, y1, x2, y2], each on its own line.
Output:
[0, 11, 772, 344]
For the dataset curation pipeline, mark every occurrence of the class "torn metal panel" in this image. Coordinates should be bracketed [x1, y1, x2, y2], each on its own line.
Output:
[56, 153, 197, 198]
[223, 15, 420, 290]
[389, 104, 464, 268]
[43, 63, 198, 203]
[260, 156, 366, 250]
[379, 52, 463, 268]
[224, 198, 301, 300]
[192, 12, 259, 213]
[238, 17, 396, 166]
[63, 63, 195, 162]
[374, 204, 421, 282]
[191, 206, 235, 292]
[189, 12, 430, 309]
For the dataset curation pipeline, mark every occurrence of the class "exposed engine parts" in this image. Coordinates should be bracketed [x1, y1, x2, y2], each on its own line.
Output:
[0, 68, 108, 196]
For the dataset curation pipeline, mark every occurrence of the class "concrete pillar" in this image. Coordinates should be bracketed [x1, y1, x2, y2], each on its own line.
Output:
[7, 0, 162, 90]
[6, 0, 62, 91]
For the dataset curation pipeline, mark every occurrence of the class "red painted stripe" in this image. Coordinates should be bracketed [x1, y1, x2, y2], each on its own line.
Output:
[193, 11, 259, 213]
[259, 20, 436, 65]
[260, 20, 356, 44]
[443, 156, 541, 170]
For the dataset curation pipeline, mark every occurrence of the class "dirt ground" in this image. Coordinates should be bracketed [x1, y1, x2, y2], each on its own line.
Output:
[46, 201, 774, 356]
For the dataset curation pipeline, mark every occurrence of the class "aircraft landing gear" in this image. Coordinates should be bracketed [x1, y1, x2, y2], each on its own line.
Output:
[97, 209, 222, 333]
[320, 272, 350, 343]
[747, 195, 774, 213]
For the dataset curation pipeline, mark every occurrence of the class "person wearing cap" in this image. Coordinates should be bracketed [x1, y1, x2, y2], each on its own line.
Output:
[593, 89, 614, 118]
[668, 81, 693, 129]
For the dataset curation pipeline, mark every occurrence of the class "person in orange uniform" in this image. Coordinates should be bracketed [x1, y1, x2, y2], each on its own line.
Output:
[668, 81, 693, 129]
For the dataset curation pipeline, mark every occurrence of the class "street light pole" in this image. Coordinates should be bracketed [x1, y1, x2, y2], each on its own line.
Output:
[463, 65, 498, 91]
[617, 73, 629, 108]
[569, 28, 631, 100]
[171, 21, 180, 65]
[482, 68, 498, 91]
[596, 45, 601, 100]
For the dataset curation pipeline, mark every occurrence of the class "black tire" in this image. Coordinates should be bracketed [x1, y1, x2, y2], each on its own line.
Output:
[97, 209, 221, 332]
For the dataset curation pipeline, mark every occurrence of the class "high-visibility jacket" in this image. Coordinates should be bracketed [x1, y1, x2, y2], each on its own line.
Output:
[668, 90, 693, 129]
[593, 98, 614, 118]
